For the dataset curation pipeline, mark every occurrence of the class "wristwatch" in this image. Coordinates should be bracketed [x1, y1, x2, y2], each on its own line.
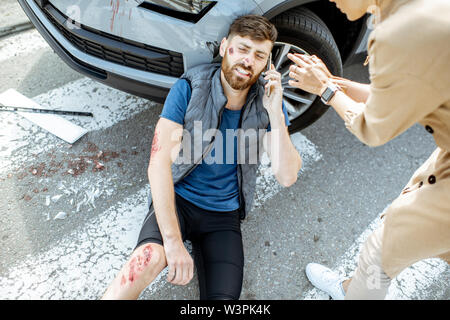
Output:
[320, 83, 340, 105]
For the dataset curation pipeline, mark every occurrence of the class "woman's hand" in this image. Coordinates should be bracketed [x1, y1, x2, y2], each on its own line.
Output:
[287, 53, 332, 96]
[288, 53, 371, 103]
[309, 54, 334, 78]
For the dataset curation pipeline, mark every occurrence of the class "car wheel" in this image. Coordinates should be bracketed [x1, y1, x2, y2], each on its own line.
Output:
[271, 7, 343, 133]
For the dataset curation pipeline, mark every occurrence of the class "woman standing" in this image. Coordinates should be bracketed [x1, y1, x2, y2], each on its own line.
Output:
[288, 0, 450, 299]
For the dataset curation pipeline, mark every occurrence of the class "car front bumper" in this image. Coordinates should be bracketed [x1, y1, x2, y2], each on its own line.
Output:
[18, 0, 187, 102]
[18, 0, 262, 102]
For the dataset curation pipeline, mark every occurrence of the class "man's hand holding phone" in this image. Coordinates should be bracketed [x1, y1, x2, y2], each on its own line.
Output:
[262, 54, 284, 114]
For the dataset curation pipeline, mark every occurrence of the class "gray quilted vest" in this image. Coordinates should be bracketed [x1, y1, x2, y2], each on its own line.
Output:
[149, 63, 270, 219]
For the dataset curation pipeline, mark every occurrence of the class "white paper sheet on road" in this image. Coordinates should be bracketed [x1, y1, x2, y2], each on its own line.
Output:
[0, 88, 88, 144]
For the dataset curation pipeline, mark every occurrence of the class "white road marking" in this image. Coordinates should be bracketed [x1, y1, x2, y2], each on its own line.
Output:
[254, 133, 322, 208]
[0, 29, 49, 63]
[0, 77, 159, 175]
[0, 133, 322, 299]
[302, 209, 449, 300]
[0, 187, 150, 299]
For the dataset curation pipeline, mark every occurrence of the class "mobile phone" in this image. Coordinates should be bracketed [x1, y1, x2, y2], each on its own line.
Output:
[266, 52, 272, 97]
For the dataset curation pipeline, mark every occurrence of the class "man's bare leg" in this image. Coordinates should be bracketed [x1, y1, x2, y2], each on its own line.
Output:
[102, 243, 167, 299]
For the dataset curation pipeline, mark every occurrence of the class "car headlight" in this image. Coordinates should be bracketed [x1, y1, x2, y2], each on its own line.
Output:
[141, 0, 216, 15]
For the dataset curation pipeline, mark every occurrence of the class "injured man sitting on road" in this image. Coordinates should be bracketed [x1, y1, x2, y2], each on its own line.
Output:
[102, 15, 302, 300]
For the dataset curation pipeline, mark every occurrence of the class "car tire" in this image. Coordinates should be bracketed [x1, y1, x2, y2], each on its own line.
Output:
[272, 7, 343, 133]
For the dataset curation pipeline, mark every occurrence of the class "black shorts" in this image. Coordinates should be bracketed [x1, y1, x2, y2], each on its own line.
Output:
[136, 193, 244, 300]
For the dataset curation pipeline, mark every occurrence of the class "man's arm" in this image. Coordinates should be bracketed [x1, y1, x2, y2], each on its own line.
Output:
[263, 65, 302, 187]
[263, 117, 302, 187]
[148, 117, 193, 286]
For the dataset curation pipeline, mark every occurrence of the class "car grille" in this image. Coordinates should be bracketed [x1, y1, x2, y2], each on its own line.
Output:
[41, 3, 184, 77]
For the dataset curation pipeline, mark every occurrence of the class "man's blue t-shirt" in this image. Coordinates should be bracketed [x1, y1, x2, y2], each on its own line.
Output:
[160, 79, 290, 212]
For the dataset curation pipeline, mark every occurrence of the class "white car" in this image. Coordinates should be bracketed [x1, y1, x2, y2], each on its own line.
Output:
[19, 0, 370, 132]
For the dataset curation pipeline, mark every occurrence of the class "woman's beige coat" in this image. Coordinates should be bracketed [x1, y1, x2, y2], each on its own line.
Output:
[344, 0, 450, 278]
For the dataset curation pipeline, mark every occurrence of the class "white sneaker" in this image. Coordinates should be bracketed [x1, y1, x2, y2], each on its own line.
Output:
[305, 263, 346, 300]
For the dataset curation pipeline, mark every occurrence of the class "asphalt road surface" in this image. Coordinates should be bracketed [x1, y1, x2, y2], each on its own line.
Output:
[0, 28, 448, 300]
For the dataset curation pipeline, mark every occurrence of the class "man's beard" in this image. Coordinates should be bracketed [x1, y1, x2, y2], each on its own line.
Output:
[222, 53, 261, 90]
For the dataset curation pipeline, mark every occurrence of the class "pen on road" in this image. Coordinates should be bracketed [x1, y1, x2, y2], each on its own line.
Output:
[0, 104, 94, 117]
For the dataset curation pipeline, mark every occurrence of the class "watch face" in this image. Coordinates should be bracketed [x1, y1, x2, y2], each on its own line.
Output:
[323, 88, 333, 101]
